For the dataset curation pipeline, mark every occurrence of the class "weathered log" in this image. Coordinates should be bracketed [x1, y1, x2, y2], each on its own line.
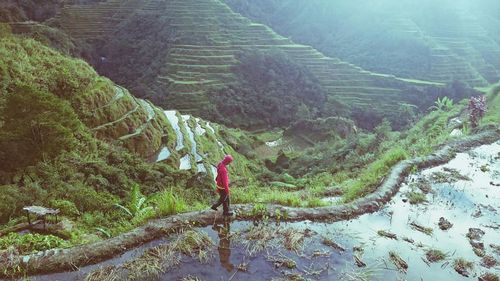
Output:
[0, 129, 498, 277]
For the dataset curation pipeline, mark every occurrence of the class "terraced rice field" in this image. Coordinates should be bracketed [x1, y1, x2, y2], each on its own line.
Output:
[55, 0, 165, 40]
[383, 8, 500, 85]
[223, 0, 500, 87]
[74, 77, 238, 179]
[33, 142, 500, 281]
[55, 0, 435, 116]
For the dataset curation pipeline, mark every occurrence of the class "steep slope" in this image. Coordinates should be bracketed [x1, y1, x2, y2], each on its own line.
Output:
[0, 0, 61, 22]
[50, 0, 444, 126]
[224, 0, 500, 86]
[0, 30, 252, 180]
[0, 30, 270, 256]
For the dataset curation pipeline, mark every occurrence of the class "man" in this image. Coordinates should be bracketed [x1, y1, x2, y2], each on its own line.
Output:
[211, 155, 233, 216]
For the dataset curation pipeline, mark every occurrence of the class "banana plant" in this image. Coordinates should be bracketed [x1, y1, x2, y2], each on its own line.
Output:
[114, 184, 153, 218]
[429, 96, 454, 112]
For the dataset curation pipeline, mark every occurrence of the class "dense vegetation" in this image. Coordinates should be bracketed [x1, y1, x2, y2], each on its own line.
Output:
[350, 80, 479, 130]
[0, 0, 499, 266]
[234, 83, 499, 205]
[37, 0, 461, 132]
[204, 50, 478, 131]
[1, 85, 83, 171]
[205, 50, 346, 129]
[0, 32, 254, 247]
[91, 11, 177, 105]
[0, 0, 61, 22]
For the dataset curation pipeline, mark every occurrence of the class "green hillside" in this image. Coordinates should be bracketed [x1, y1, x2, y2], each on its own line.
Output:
[0, 2, 498, 278]
[225, 0, 500, 86]
[45, 0, 457, 129]
[0, 30, 258, 235]
[2, 28, 252, 173]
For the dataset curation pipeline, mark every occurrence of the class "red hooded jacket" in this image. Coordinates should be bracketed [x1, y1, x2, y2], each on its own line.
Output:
[216, 155, 233, 194]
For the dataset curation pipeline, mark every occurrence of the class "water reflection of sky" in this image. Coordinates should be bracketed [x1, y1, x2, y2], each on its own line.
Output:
[32, 142, 500, 281]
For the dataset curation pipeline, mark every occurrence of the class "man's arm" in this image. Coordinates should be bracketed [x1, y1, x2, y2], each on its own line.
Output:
[221, 167, 230, 194]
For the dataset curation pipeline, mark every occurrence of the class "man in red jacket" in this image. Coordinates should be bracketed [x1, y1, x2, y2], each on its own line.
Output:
[211, 155, 234, 216]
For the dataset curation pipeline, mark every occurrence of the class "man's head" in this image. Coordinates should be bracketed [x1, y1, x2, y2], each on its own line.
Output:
[222, 154, 233, 165]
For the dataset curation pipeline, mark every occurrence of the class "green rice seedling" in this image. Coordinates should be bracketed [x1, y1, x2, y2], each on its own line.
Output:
[267, 254, 297, 269]
[479, 273, 499, 281]
[243, 224, 280, 256]
[172, 230, 214, 263]
[282, 228, 306, 253]
[410, 221, 433, 235]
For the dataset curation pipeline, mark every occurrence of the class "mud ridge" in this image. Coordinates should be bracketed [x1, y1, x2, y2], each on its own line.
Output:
[1, 128, 498, 277]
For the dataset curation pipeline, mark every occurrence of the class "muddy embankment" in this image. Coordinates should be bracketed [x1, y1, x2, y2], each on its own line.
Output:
[0, 129, 498, 277]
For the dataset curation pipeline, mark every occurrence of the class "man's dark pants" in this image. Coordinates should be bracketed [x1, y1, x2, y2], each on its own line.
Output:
[212, 190, 230, 214]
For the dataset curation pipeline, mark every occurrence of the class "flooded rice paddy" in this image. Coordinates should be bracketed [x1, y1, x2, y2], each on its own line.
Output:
[33, 142, 499, 281]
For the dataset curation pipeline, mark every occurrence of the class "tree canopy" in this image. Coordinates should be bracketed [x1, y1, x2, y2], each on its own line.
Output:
[0, 85, 83, 171]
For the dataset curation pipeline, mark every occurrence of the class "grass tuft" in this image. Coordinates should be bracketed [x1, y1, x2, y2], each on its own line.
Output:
[342, 147, 408, 202]
[425, 249, 446, 262]
[123, 229, 213, 280]
[151, 189, 188, 217]
[453, 258, 474, 277]
[407, 191, 426, 204]
[480, 273, 499, 281]
[84, 265, 121, 281]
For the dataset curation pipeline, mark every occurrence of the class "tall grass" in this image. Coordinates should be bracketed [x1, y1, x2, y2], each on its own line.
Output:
[342, 147, 408, 202]
[151, 189, 188, 217]
[231, 183, 326, 207]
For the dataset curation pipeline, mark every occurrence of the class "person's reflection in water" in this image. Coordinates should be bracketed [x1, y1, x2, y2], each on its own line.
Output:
[213, 218, 234, 272]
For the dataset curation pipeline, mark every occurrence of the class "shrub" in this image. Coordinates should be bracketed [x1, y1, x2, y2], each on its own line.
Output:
[49, 199, 80, 217]
[67, 184, 118, 213]
[0, 85, 84, 171]
[114, 184, 154, 224]
[0, 232, 69, 254]
[0, 23, 11, 36]
[0, 185, 25, 223]
[81, 211, 109, 229]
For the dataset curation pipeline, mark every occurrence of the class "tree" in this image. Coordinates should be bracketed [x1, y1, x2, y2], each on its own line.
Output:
[374, 119, 392, 145]
[207, 50, 327, 128]
[0, 85, 83, 171]
[295, 103, 312, 120]
[399, 103, 419, 125]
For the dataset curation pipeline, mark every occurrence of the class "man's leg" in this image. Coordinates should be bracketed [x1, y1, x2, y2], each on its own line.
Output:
[223, 193, 232, 215]
[211, 191, 225, 210]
